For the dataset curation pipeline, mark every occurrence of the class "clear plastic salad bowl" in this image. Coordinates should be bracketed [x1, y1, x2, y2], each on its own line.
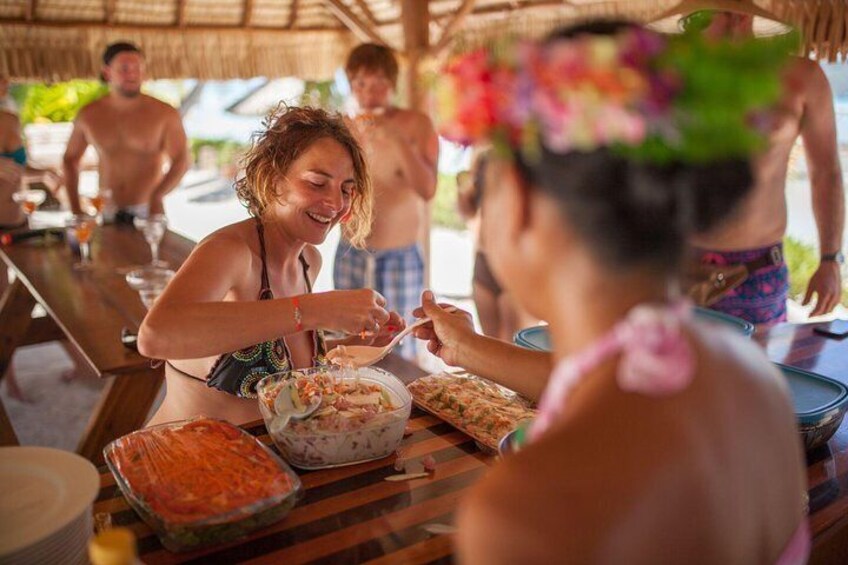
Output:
[257, 366, 412, 469]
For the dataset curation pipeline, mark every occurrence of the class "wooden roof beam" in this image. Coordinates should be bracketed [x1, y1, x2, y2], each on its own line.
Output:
[286, 0, 298, 29]
[431, 0, 475, 56]
[354, 0, 378, 26]
[105, 0, 116, 24]
[446, 0, 569, 19]
[242, 0, 253, 27]
[323, 0, 389, 46]
[176, 0, 186, 27]
[26, 0, 37, 21]
[0, 18, 344, 33]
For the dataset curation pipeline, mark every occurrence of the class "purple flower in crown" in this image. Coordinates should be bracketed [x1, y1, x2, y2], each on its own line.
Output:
[619, 28, 667, 68]
[642, 70, 680, 116]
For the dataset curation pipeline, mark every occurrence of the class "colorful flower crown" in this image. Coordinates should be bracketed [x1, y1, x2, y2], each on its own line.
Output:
[434, 27, 795, 164]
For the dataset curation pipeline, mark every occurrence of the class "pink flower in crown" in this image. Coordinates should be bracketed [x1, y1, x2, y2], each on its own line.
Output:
[438, 49, 499, 144]
[437, 47, 524, 146]
[436, 28, 686, 153]
[595, 104, 647, 146]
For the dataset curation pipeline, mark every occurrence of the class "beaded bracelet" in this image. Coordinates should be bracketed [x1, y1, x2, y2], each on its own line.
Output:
[292, 296, 303, 332]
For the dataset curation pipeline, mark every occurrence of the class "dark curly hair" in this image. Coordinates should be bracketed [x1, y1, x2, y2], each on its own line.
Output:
[235, 105, 373, 247]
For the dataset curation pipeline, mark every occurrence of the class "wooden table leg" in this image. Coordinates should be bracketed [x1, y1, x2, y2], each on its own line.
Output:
[0, 399, 19, 446]
[77, 365, 164, 464]
[0, 278, 36, 381]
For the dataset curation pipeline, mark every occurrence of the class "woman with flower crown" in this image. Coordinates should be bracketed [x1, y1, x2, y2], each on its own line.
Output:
[416, 21, 808, 563]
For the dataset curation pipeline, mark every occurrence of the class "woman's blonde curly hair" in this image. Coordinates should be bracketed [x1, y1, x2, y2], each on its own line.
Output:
[235, 105, 372, 247]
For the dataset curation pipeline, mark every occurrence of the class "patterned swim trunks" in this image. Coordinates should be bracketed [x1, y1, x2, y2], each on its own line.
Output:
[695, 243, 789, 327]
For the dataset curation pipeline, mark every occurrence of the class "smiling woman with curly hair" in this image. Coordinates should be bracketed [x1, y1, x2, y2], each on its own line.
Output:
[138, 105, 404, 426]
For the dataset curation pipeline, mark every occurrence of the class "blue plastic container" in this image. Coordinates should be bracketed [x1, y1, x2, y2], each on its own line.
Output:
[514, 307, 754, 352]
[693, 307, 755, 337]
[779, 364, 848, 451]
[513, 325, 551, 351]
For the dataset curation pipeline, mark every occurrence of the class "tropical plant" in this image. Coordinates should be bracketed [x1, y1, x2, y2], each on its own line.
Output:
[18, 80, 108, 124]
[189, 138, 249, 168]
[299, 80, 344, 111]
[784, 236, 848, 306]
[432, 172, 465, 230]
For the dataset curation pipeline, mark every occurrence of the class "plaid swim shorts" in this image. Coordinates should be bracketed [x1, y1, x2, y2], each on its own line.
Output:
[334, 239, 425, 359]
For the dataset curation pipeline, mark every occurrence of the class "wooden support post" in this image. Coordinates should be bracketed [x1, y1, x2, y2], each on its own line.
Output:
[0, 278, 36, 382]
[401, 0, 433, 288]
[20, 316, 65, 347]
[401, 0, 429, 111]
[76, 365, 164, 465]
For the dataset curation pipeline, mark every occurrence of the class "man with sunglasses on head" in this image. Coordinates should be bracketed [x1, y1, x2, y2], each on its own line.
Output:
[686, 10, 845, 327]
[63, 42, 188, 222]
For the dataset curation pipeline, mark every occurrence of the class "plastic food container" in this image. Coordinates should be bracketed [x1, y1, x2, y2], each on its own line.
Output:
[780, 364, 848, 451]
[513, 325, 551, 351]
[513, 307, 754, 351]
[408, 372, 536, 452]
[257, 366, 412, 470]
[692, 307, 755, 337]
[103, 417, 302, 552]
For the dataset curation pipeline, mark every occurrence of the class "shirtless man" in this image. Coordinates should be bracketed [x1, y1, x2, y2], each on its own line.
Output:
[63, 42, 188, 219]
[333, 43, 439, 359]
[690, 11, 845, 327]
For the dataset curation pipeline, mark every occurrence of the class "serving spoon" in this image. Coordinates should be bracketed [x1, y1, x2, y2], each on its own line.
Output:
[326, 307, 457, 368]
[269, 380, 322, 434]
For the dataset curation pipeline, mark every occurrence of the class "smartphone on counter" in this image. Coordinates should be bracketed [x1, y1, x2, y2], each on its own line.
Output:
[813, 319, 848, 339]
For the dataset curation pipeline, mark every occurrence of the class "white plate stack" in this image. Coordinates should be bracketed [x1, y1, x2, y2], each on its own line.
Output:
[0, 447, 100, 565]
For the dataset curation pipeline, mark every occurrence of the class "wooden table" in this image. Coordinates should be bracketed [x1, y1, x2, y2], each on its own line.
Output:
[0, 223, 194, 462]
[94, 351, 848, 564]
[95, 355, 494, 564]
[756, 321, 848, 564]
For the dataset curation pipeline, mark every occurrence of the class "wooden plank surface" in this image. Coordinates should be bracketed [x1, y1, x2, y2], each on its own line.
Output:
[0, 223, 195, 460]
[757, 322, 848, 563]
[95, 410, 489, 564]
[93, 349, 848, 563]
[757, 321, 848, 384]
[0, 224, 194, 375]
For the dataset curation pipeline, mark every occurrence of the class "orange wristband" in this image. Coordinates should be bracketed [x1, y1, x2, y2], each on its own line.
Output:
[292, 297, 303, 332]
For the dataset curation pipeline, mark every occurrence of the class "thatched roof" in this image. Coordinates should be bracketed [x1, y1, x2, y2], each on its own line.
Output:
[1, 0, 846, 81]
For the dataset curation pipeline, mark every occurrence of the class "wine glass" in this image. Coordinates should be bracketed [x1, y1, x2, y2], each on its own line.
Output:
[133, 214, 168, 267]
[125, 267, 175, 309]
[66, 215, 97, 270]
[12, 189, 47, 228]
[87, 188, 112, 225]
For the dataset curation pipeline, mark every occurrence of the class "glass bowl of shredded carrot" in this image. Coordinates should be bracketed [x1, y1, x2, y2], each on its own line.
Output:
[103, 417, 302, 552]
[257, 366, 412, 469]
